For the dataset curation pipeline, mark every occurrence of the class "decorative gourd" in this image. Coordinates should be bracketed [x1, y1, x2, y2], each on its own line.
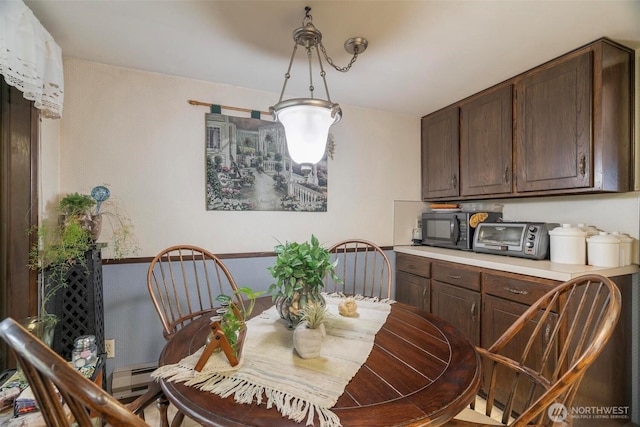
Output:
[338, 297, 358, 317]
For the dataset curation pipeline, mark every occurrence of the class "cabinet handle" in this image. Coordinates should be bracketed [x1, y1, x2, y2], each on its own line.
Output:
[504, 286, 529, 295]
[451, 174, 458, 189]
[579, 154, 586, 177]
[448, 274, 462, 280]
[471, 302, 477, 322]
[504, 165, 509, 183]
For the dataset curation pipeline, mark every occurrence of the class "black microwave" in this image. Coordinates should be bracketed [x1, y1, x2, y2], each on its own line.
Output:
[421, 211, 503, 250]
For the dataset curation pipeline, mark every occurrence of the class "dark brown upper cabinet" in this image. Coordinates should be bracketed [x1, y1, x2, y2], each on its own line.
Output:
[421, 38, 633, 201]
[421, 105, 459, 200]
[460, 83, 513, 197]
[515, 40, 633, 194]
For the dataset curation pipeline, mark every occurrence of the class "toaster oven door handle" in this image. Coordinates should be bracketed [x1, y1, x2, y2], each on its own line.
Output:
[485, 244, 508, 251]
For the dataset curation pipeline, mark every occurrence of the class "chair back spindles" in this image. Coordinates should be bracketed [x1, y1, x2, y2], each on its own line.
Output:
[326, 239, 391, 300]
[0, 317, 152, 426]
[457, 274, 621, 426]
[148, 245, 243, 340]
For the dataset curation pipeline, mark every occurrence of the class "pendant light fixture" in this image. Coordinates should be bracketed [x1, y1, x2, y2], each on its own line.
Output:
[270, 7, 368, 173]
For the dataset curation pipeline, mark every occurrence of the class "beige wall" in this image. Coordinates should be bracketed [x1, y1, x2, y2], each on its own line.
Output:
[43, 59, 420, 257]
[41, 51, 639, 260]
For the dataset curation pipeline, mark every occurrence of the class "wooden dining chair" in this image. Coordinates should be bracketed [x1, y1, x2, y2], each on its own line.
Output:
[0, 317, 158, 427]
[147, 245, 244, 427]
[147, 244, 244, 340]
[445, 274, 621, 427]
[325, 239, 392, 300]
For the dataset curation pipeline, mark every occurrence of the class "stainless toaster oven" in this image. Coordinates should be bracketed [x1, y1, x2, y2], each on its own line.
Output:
[472, 222, 559, 260]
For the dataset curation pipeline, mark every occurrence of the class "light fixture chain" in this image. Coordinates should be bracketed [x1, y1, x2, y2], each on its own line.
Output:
[319, 42, 360, 73]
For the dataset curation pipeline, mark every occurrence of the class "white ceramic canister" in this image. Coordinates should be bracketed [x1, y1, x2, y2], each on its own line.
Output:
[587, 232, 620, 267]
[611, 232, 633, 266]
[549, 224, 587, 265]
[578, 223, 600, 262]
[577, 224, 600, 237]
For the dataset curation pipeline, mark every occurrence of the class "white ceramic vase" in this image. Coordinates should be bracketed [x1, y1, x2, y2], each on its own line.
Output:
[293, 321, 324, 359]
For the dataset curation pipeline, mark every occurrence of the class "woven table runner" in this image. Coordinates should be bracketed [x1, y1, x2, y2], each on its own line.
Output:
[151, 293, 392, 427]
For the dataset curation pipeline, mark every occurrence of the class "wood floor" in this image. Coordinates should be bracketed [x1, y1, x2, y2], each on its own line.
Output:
[143, 403, 200, 427]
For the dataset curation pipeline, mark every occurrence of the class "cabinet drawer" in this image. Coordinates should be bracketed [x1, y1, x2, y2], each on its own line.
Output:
[396, 254, 430, 277]
[483, 272, 559, 307]
[432, 261, 480, 291]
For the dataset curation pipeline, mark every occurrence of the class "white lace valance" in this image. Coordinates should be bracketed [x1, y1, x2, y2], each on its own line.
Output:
[0, 0, 64, 119]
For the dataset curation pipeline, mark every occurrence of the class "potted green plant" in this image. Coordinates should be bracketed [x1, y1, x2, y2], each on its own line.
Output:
[27, 187, 139, 347]
[293, 302, 327, 359]
[267, 235, 341, 327]
[214, 287, 265, 357]
[57, 192, 102, 241]
[26, 217, 93, 347]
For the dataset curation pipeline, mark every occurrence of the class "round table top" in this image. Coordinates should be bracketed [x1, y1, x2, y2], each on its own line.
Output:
[158, 297, 480, 427]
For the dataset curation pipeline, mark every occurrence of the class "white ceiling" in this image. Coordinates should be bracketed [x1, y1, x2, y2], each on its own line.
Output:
[24, 0, 640, 117]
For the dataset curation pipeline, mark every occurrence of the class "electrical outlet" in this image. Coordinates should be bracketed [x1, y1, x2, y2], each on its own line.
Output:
[105, 339, 115, 358]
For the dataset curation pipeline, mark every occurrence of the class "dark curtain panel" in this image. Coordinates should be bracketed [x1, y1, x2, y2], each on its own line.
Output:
[0, 78, 39, 371]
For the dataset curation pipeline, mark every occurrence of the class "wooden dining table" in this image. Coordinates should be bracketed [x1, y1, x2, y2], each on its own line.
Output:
[157, 296, 480, 427]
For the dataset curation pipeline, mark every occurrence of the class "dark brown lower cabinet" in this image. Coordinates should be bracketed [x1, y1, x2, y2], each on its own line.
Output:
[431, 280, 480, 346]
[395, 271, 430, 312]
[395, 253, 431, 312]
[482, 294, 558, 414]
[395, 251, 634, 426]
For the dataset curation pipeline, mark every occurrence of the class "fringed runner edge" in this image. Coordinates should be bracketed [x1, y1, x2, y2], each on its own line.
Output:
[322, 292, 395, 305]
[150, 366, 342, 427]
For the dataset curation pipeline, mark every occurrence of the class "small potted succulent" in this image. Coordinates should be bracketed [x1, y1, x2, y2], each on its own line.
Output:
[293, 302, 327, 359]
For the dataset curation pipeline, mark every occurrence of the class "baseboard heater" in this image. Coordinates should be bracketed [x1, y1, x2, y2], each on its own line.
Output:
[111, 362, 157, 401]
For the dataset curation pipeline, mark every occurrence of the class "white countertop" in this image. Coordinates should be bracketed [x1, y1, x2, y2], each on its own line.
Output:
[394, 245, 639, 282]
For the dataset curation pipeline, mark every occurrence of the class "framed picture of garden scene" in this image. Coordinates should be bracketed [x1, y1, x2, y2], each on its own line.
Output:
[205, 113, 328, 212]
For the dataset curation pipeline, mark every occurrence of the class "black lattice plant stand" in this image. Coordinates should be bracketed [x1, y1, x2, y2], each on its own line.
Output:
[46, 248, 104, 360]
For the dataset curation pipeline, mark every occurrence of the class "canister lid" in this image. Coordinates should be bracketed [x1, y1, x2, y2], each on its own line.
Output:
[549, 224, 587, 236]
[611, 232, 632, 243]
[577, 224, 600, 236]
[587, 232, 620, 244]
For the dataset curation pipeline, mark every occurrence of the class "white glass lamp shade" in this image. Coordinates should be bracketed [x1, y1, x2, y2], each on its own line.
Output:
[271, 99, 341, 167]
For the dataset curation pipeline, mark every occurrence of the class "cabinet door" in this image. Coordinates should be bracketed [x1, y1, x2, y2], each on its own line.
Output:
[431, 280, 480, 346]
[460, 84, 513, 196]
[395, 271, 429, 312]
[421, 106, 460, 200]
[515, 50, 592, 192]
[482, 295, 558, 414]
